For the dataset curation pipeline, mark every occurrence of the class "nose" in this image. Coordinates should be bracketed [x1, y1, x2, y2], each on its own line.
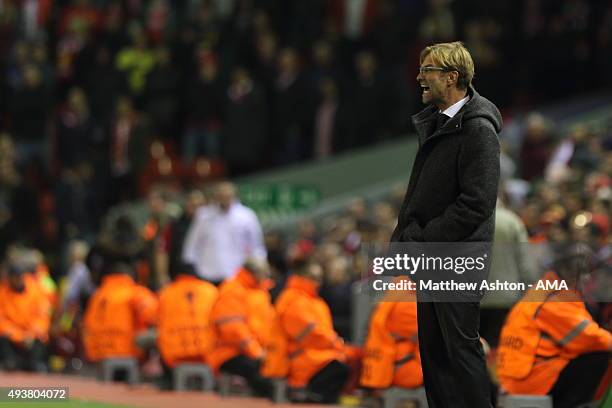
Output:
[416, 70, 423, 82]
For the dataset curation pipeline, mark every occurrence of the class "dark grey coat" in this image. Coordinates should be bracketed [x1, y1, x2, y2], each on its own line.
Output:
[391, 86, 501, 242]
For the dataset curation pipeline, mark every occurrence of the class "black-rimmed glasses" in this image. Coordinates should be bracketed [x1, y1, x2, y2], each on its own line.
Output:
[419, 66, 456, 74]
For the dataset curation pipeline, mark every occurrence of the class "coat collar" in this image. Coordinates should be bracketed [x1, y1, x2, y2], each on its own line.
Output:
[412, 86, 478, 146]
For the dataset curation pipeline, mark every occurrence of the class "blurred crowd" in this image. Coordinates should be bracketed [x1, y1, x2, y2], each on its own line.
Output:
[1, 0, 612, 261]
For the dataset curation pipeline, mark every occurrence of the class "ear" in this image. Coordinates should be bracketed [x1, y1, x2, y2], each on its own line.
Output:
[447, 71, 458, 87]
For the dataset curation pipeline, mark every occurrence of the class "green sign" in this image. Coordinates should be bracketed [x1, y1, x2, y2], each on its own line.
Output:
[239, 184, 320, 212]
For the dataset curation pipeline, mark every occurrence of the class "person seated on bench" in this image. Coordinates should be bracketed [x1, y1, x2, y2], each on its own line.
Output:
[0, 261, 51, 372]
[275, 260, 354, 404]
[360, 278, 423, 391]
[208, 258, 274, 397]
[82, 261, 158, 364]
[157, 262, 218, 389]
[496, 245, 611, 408]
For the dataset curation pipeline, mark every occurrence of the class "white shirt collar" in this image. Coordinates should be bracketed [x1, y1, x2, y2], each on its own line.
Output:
[441, 95, 470, 118]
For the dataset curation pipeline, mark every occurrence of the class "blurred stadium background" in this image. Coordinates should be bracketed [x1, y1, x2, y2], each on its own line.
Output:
[0, 0, 611, 407]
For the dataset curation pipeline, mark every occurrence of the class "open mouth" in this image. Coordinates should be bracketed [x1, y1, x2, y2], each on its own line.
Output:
[421, 84, 430, 93]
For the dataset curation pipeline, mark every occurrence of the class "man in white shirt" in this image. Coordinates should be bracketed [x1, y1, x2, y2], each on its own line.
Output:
[182, 182, 266, 284]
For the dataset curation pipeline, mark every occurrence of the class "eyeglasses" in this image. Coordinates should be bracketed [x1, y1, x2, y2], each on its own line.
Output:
[418, 66, 457, 75]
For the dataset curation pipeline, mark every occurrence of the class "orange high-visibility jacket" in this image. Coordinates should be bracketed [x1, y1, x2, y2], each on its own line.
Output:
[33, 263, 58, 307]
[497, 272, 611, 395]
[260, 308, 290, 378]
[360, 300, 423, 389]
[207, 268, 275, 373]
[275, 275, 346, 388]
[0, 276, 51, 344]
[82, 274, 158, 362]
[157, 275, 218, 367]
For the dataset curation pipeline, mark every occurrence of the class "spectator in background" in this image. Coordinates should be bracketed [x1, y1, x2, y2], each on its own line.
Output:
[464, 19, 503, 105]
[496, 247, 611, 408]
[80, 215, 153, 367]
[329, 0, 379, 43]
[30, 41, 55, 87]
[360, 278, 423, 391]
[352, 51, 385, 147]
[568, 126, 602, 172]
[320, 256, 353, 340]
[418, 0, 456, 43]
[275, 260, 353, 404]
[54, 161, 99, 241]
[160, 188, 206, 280]
[0, 262, 51, 372]
[9, 64, 52, 168]
[251, 31, 278, 98]
[143, 47, 180, 140]
[61, 240, 93, 310]
[57, 0, 100, 38]
[82, 261, 158, 366]
[183, 182, 266, 285]
[51, 240, 92, 359]
[97, 2, 129, 55]
[23, 248, 57, 307]
[109, 96, 151, 204]
[55, 20, 89, 90]
[282, 0, 326, 52]
[313, 77, 353, 160]
[222, 67, 268, 176]
[367, 0, 410, 67]
[273, 48, 310, 165]
[481, 199, 536, 347]
[145, 0, 174, 46]
[140, 189, 173, 290]
[208, 259, 274, 398]
[519, 113, 555, 181]
[115, 24, 155, 98]
[597, 3, 612, 88]
[182, 1, 222, 51]
[5, 41, 31, 92]
[0, 133, 21, 253]
[307, 39, 345, 92]
[55, 88, 99, 172]
[157, 262, 218, 389]
[85, 46, 125, 129]
[182, 48, 224, 162]
[265, 231, 288, 281]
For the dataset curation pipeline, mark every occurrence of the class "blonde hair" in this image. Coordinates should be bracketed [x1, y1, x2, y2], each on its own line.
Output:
[68, 240, 89, 262]
[420, 42, 475, 90]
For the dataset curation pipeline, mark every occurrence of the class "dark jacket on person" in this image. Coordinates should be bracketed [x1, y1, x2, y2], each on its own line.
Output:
[222, 82, 268, 173]
[391, 86, 501, 243]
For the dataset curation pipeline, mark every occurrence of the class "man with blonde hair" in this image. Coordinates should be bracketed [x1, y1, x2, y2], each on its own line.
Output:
[391, 42, 501, 407]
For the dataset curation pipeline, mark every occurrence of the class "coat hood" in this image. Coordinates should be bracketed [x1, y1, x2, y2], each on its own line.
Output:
[460, 86, 503, 133]
[412, 86, 502, 142]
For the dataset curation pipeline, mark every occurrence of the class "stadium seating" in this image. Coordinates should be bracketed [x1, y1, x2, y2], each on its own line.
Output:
[218, 373, 253, 397]
[383, 387, 428, 408]
[99, 358, 139, 385]
[173, 363, 214, 392]
[499, 394, 553, 408]
[383, 386, 429, 408]
[271, 379, 288, 404]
